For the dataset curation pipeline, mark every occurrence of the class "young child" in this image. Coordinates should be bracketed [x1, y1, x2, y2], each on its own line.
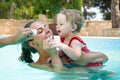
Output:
[48, 9, 108, 68]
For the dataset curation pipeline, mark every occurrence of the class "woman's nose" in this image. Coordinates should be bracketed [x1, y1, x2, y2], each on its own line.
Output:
[45, 28, 52, 34]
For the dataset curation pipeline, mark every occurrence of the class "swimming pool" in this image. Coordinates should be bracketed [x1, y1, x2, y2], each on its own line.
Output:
[0, 36, 120, 80]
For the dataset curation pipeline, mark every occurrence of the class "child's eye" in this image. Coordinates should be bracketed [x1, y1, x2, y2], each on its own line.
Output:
[60, 24, 63, 25]
[44, 24, 48, 28]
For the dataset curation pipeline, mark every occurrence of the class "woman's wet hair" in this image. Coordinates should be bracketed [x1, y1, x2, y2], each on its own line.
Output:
[19, 21, 37, 63]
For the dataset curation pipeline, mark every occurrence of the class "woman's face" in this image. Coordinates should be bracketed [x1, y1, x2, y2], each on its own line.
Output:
[30, 21, 52, 42]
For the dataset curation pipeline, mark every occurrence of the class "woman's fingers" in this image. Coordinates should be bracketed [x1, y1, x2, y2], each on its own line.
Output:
[43, 38, 51, 49]
[15, 28, 33, 42]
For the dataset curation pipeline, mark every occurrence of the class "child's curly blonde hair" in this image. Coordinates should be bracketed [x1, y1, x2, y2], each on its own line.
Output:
[57, 9, 84, 33]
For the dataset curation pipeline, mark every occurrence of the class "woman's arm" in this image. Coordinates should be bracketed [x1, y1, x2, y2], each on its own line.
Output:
[43, 38, 64, 71]
[0, 35, 17, 48]
[49, 48, 63, 71]
[0, 28, 32, 48]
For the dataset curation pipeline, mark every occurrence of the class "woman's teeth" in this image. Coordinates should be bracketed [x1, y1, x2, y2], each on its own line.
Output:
[49, 35, 54, 39]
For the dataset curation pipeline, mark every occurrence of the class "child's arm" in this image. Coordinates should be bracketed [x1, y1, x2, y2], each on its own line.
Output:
[61, 39, 83, 60]
[49, 39, 83, 61]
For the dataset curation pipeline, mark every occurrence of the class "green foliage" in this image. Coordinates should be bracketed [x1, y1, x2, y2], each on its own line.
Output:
[0, 0, 83, 19]
[0, 2, 10, 18]
[32, 0, 63, 18]
[83, 0, 111, 20]
[63, 0, 83, 12]
[32, 0, 84, 18]
[14, 6, 38, 19]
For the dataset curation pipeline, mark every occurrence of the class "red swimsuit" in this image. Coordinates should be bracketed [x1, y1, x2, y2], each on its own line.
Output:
[60, 36, 103, 67]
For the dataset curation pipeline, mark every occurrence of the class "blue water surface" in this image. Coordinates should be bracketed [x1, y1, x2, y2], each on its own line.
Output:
[0, 37, 120, 80]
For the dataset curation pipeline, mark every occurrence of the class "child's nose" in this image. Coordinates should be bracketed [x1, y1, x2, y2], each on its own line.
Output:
[56, 25, 59, 28]
[56, 24, 60, 29]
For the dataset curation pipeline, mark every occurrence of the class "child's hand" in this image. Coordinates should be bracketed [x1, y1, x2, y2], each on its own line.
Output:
[48, 39, 67, 50]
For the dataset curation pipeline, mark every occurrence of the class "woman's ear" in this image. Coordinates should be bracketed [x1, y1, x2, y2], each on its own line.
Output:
[72, 23, 77, 31]
[29, 41, 38, 48]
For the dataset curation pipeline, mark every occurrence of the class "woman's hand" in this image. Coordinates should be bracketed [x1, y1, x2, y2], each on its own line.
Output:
[12, 27, 33, 43]
[48, 39, 67, 50]
[43, 37, 58, 56]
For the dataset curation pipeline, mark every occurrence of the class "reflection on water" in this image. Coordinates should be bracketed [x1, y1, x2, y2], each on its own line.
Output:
[50, 67, 116, 80]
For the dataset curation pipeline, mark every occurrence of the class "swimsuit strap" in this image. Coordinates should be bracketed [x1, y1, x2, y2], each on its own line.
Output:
[60, 36, 85, 45]
[68, 36, 90, 53]
[60, 37, 65, 43]
[68, 36, 86, 46]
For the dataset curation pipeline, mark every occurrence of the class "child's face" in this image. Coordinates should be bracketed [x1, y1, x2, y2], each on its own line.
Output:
[56, 13, 73, 37]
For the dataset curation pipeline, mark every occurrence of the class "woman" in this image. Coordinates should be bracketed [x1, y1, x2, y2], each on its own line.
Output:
[19, 21, 63, 72]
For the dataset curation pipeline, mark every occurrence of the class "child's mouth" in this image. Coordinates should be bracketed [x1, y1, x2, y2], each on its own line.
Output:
[57, 30, 61, 34]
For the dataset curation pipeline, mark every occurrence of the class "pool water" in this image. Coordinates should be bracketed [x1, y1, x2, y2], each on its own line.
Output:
[0, 37, 120, 80]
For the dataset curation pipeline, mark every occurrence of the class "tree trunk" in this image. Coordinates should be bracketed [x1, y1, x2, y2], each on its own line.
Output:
[111, 0, 120, 28]
[9, 2, 16, 19]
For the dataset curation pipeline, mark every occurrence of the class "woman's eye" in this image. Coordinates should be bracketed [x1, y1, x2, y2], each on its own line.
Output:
[44, 24, 47, 28]
[38, 28, 43, 33]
